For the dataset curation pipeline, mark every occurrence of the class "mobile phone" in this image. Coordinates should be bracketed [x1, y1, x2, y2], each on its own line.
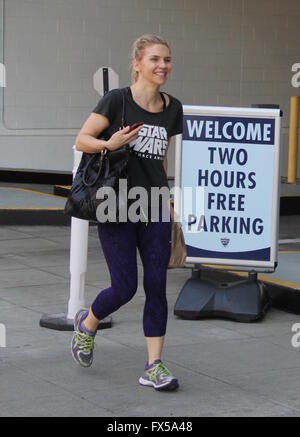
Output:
[128, 121, 143, 132]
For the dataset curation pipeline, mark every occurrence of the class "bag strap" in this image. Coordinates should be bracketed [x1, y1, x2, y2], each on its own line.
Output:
[83, 88, 127, 187]
[120, 88, 126, 129]
[160, 92, 167, 110]
[82, 152, 106, 187]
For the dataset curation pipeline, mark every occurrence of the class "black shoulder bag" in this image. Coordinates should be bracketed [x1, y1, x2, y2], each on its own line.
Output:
[64, 89, 130, 223]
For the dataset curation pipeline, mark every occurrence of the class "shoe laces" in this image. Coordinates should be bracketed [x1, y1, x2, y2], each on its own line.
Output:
[150, 361, 172, 379]
[74, 331, 94, 353]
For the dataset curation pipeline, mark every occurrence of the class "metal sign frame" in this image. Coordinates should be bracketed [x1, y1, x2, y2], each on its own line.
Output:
[174, 105, 281, 273]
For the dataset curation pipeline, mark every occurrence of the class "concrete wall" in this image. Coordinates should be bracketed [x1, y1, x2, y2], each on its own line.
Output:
[0, 0, 299, 177]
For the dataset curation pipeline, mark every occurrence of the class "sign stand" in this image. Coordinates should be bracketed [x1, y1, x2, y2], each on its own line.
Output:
[40, 67, 118, 331]
[174, 268, 270, 322]
[174, 105, 281, 323]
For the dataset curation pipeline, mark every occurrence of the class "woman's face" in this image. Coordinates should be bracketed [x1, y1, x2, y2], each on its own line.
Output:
[134, 44, 172, 86]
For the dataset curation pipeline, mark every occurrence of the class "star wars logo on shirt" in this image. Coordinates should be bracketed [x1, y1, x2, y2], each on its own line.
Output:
[129, 124, 168, 160]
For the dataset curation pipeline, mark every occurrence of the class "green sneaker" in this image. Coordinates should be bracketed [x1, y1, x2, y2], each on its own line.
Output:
[139, 360, 179, 391]
[71, 309, 95, 368]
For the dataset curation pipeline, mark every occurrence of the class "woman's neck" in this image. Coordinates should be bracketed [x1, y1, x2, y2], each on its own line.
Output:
[130, 81, 163, 112]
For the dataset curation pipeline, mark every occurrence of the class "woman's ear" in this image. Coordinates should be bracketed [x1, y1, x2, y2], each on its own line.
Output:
[133, 58, 140, 75]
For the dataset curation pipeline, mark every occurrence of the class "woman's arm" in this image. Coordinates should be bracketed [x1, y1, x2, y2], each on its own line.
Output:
[75, 113, 110, 154]
[75, 112, 142, 154]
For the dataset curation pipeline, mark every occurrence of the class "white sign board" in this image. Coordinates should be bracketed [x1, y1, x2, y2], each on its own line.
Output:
[175, 106, 281, 272]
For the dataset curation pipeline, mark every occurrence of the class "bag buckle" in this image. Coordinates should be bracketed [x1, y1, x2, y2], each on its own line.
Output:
[101, 148, 108, 158]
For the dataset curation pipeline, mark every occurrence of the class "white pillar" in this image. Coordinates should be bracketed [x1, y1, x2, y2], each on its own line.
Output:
[66, 67, 119, 321]
[67, 147, 89, 319]
[40, 67, 118, 331]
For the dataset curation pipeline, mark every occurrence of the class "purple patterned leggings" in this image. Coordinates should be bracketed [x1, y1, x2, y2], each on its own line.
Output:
[91, 218, 172, 337]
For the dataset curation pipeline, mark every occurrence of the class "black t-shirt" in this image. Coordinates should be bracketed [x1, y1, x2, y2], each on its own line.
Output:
[92, 86, 183, 200]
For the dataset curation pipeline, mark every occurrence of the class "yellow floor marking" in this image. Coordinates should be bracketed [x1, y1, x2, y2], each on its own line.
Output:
[202, 254, 300, 290]
[0, 186, 67, 200]
[0, 207, 64, 210]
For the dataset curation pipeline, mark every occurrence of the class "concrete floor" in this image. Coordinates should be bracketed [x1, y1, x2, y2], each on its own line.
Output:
[0, 217, 300, 417]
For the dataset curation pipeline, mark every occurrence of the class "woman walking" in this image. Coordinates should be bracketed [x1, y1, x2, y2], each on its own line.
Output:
[71, 35, 183, 391]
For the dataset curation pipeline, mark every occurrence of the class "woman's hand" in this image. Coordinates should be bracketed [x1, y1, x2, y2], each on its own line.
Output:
[106, 125, 143, 151]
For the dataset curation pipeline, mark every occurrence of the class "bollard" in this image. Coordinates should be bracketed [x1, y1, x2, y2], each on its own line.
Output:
[39, 146, 112, 331]
[40, 67, 118, 331]
[67, 146, 89, 319]
[66, 146, 111, 328]
[67, 217, 89, 319]
[288, 96, 300, 184]
[40, 144, 112, 331]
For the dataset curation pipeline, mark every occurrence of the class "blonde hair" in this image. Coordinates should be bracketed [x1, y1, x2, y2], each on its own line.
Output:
[130, 34, 171, 84]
